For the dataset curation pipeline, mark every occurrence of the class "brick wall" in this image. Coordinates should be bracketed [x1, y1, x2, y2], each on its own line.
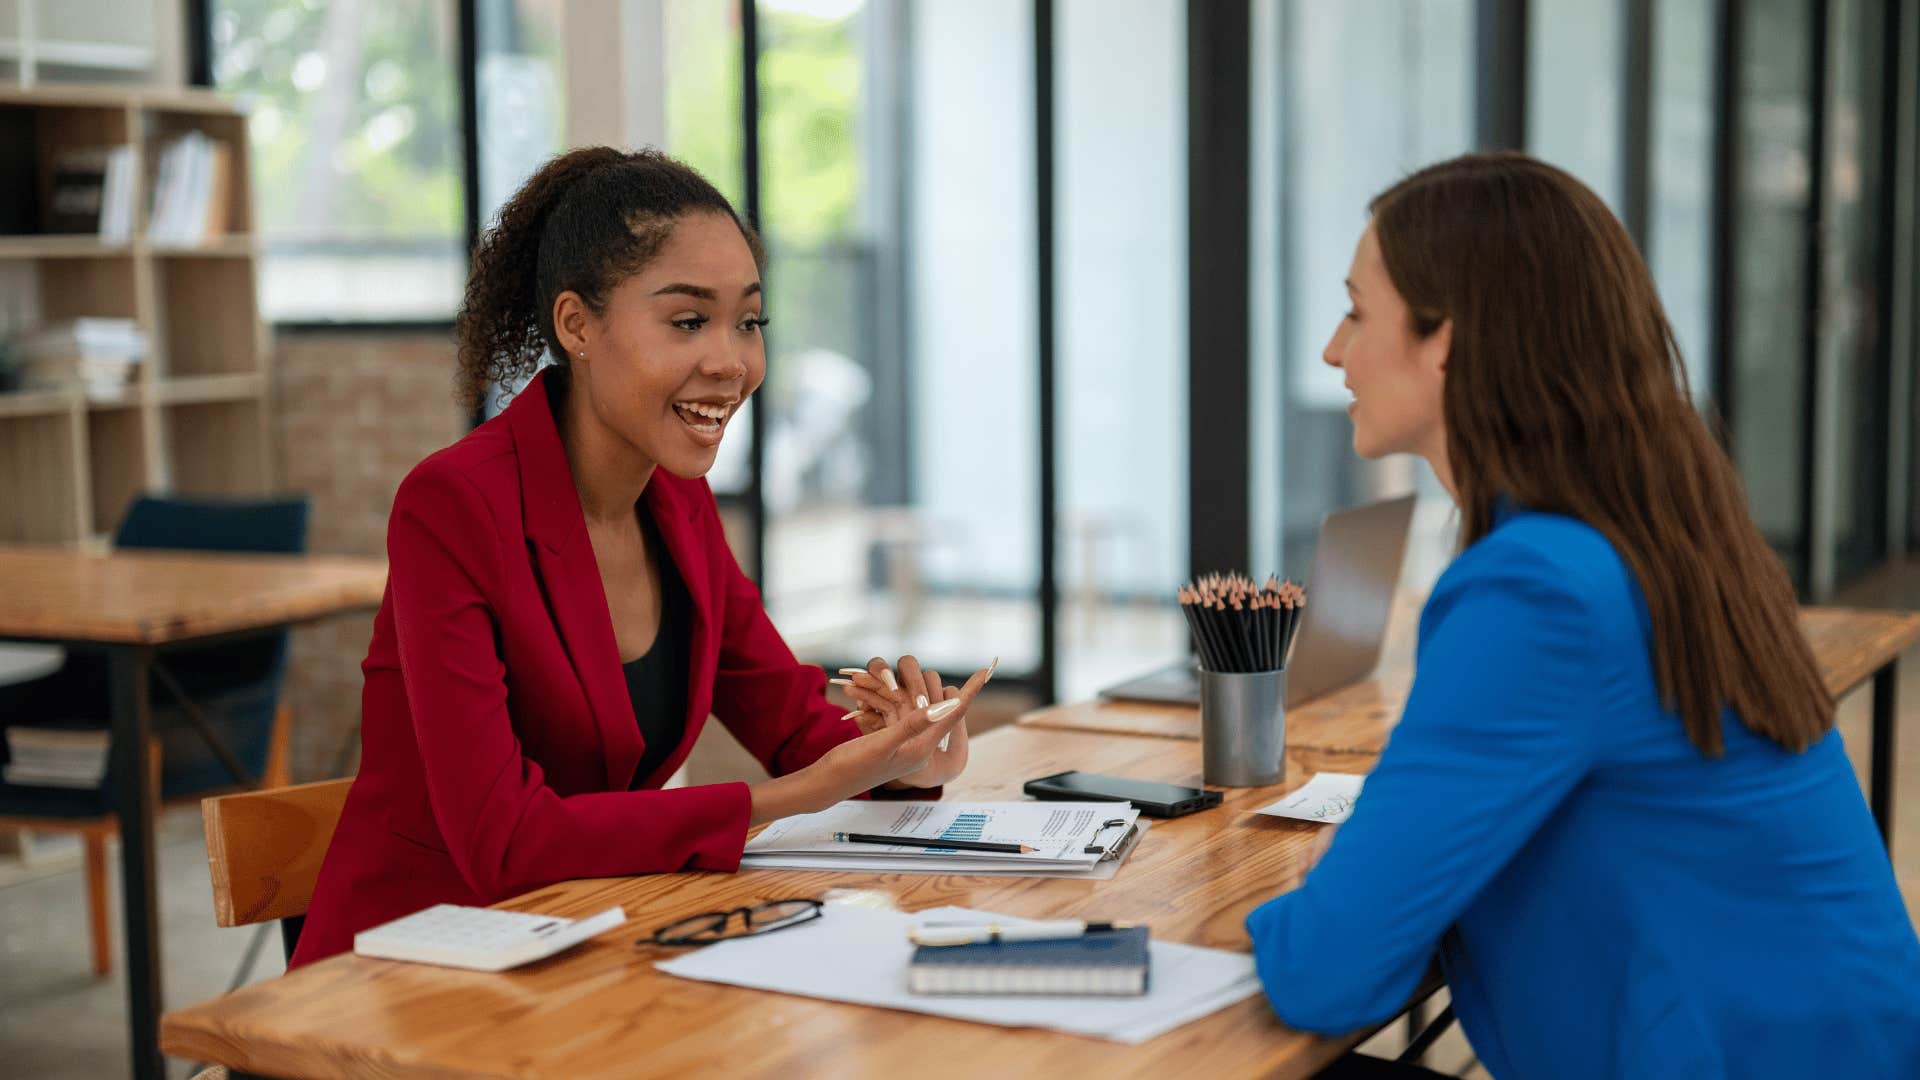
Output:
[272, 332, 466, 780]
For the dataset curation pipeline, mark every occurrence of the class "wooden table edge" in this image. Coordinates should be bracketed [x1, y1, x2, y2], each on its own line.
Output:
[157, 970, 1401, 1080]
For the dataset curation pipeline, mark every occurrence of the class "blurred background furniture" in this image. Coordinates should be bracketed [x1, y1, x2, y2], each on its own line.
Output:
[0, 494, 308, 976]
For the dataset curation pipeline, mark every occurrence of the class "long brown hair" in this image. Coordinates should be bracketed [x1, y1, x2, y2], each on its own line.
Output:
[1369, 152, 1829, 755]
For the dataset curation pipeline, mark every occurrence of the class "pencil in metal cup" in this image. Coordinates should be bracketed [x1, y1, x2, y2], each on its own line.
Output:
[1199, 667, 1287, 787]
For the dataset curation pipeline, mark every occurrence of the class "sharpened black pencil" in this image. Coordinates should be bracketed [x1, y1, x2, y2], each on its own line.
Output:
[1178, 572, 1304, 673]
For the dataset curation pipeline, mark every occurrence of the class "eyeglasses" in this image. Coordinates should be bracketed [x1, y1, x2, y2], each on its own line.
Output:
[646, 898, 824, 946]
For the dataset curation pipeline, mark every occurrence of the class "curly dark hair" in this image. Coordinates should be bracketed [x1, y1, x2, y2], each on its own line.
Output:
[452, 146, 765, 408]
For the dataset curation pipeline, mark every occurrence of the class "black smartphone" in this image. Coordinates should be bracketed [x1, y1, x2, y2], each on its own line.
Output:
[1023, 771, 1223, 818]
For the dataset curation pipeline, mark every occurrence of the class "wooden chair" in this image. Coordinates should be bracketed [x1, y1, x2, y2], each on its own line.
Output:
[0, 707, 292, 976]
[201, 775, 352, 963]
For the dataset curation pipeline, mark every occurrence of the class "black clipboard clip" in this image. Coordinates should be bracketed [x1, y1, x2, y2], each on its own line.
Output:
[1084, 818, 1141, 861]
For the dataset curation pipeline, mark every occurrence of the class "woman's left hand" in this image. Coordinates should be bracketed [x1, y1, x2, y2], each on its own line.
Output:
[836, 655, 992, 789]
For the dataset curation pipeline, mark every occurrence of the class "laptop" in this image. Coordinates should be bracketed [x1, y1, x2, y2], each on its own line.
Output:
[1098, 493, 1418, 709]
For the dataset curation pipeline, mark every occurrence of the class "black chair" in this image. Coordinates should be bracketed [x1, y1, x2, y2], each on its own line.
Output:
[0, 494, 308, 975]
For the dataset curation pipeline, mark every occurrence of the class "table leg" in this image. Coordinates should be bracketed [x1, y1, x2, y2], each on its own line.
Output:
[1872, 660, 1898, 850]
[109, 646, 164, 1080]
[1403, 1002, 1427, 1061]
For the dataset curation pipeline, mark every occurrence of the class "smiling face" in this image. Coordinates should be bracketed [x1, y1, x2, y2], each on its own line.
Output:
[1321, 224, 1451, 463]
[559, 211, 766, 479]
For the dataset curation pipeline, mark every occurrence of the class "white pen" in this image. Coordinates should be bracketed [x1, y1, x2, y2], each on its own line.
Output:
[938, 657, 997, 753]
[908, 919, 1136, 947]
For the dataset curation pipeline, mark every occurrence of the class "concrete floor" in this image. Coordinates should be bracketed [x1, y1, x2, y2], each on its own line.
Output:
[0, 805, 286, 1079]
[3, 578, 1919, 1078]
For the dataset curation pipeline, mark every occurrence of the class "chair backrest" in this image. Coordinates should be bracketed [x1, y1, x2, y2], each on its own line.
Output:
[202, 777, 351, 928]
[115, 494, 310, 556]
[114, 494, 310, 796]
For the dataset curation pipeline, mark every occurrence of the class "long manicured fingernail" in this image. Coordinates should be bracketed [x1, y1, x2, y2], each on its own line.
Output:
[927, 699, 961, 720]
[881, 668, 899, 691]
[915, 694, 929, 709]
[840, 709, 863, 721]
[837, 668, 868, 676]
[829, 678, 854, 687]
[986, 656, 999, 682]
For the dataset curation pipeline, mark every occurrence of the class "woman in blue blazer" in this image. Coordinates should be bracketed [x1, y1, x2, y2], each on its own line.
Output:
[1247, 153, 1920, 1079]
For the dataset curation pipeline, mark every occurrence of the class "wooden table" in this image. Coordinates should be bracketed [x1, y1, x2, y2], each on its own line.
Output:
[1024, 606, 1920, 844]
[157, 603, 1920, 1078]
[161, 725, 1398, 1080]
[0, 546, 388, 1080]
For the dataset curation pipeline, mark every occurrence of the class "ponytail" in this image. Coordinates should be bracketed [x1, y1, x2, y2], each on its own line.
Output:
[452, 147, 762, 408]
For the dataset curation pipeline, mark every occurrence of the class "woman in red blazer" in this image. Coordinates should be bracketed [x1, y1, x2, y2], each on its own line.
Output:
[292, 148, 979, 966]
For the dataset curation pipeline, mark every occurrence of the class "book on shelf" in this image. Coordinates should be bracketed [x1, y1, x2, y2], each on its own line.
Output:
[3, 722, 110, 789]
[908, 926, 1152, 996]
[13, 318, 146, 357]
[146, 132, 231, 246]
[44, 145, 136, 242]
[8, 319, 146, 399]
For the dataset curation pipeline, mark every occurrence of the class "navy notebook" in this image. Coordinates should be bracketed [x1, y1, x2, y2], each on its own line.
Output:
[907, 927, 1150, 996]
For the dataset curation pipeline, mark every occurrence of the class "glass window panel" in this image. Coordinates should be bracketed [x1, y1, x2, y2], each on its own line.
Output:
[1253, 0, 1474, 599]
[475, 0, 565, 228]
[1821, 0, 1889, 586]
[665, 0, 746, 207]
[1053, 0, 1187, 700]
[755, 0, 1041, 678]
[1729, 0, 1814, 583]
[1527, 0, 1626, 212]
[1649, 0, 1719, 406]
[212, 0, 466, 322]
[901, 0, 1040, 676]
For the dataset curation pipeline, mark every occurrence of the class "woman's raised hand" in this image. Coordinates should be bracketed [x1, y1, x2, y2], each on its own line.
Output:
[751, 657, 995, 825]
[831, 655, 996, 788]
[803, 695, 966, 798]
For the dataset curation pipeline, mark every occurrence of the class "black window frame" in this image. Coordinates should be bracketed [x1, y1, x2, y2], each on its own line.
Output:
[194, 0, 1920, 696]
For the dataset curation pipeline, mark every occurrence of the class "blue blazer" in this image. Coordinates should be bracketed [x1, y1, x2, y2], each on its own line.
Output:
[1246, 506, 1920, 1078]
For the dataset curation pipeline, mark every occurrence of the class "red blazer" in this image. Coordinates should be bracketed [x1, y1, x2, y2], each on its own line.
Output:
[293, 370, 893, 966]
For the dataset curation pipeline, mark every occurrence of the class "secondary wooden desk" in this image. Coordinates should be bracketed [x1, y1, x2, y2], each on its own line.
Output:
[162, 725, 1392, 1080]
[1025, 606, 1920, 843]
[0, 546, 388, 1080]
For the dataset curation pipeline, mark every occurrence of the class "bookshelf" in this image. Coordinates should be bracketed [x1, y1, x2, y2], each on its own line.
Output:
[0, 83, 270, 545]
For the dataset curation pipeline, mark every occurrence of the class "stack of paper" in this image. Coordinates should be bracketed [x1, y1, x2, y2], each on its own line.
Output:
[11, 318, 146, 399]
[743, 801, 1141, 878]
[656, 904, 1261, 1044]
[3, 724, 110, 789]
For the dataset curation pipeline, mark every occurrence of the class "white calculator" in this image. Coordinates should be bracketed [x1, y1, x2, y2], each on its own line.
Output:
[353, 903, 628, 972]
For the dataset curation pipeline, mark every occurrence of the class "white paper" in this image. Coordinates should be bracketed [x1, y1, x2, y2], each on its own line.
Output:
[655, 904, 1260, 1044]
[745, 801, 1139, 869]
[742, 820, 1151, 880]
[1252, 772, 1365, 824]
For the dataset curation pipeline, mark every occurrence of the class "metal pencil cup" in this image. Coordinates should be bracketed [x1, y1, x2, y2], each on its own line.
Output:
[1199, 668, 1286, 787]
